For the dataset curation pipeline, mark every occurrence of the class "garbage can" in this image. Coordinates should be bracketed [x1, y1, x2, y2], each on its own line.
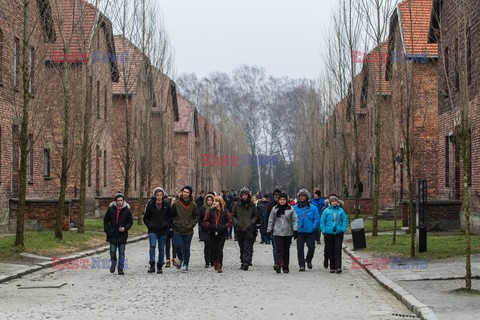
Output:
[351, 218, 367, 249]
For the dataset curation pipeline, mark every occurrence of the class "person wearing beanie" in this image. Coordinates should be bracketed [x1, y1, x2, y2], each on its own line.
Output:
[199, 193, 215, 268]
[294, 189, 320, 272]
[232, 187, 259, 270]
[267, 193, 298, 273]
[103, 192, 133, 275]
[143, 187, 173, 274]
[172, 185, 199, 272]
[203, 196, 233, 273]
[320, 195, 348, 274]
[266, 188, 282, 269]
[310, 190, 325, 245]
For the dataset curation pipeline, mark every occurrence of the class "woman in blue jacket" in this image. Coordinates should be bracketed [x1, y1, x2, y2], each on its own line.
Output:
[293, 189, 320, 272]
[320, 195, 347, 274]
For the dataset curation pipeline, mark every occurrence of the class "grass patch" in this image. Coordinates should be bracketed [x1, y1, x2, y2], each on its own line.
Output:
[0, 219, 147, 261]
[361, 234, 480, 260]
[0, 231, 104, 261]
[362, 219, 399, 233]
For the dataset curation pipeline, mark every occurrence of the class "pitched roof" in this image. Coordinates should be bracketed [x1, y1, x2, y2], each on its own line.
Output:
[112, 35, 145, 95]
[174, 95, 193, 133]
[49, 0, 118, 80]
[397, 0, 438, 56]
[366, 42, 391, 96]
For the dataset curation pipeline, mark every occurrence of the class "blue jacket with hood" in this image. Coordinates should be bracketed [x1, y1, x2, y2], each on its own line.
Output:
[293, 202, 320, 233]
[320, 204, 347, 235]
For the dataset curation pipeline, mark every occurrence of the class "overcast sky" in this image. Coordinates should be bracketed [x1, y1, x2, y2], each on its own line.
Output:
[157, 0, 338, 80]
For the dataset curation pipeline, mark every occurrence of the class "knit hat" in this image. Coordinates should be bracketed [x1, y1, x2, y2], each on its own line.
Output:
[273, 188, 281, 195]
[278, 193, 289, 200]
[182, 185, 193, 194]
[297, 189, 311, 199]
[329, 195, 339, 202]
[115, 192, 124, 200]
[314, 190, 322, 198]
[152, 187, 165, 197]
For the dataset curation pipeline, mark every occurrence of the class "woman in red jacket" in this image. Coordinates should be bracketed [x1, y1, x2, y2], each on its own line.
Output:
[203, 196, 233, 273]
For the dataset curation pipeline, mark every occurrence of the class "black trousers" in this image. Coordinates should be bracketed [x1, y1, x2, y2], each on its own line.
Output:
[324, 233, 344, 270]
[297, 232, 315, 267]
[274, 236, 292, 268]
[236, 230, 254, 265]
[203, 239, 213, 264]
[166, 234, 176, 260]
[209, 233, 227, 264]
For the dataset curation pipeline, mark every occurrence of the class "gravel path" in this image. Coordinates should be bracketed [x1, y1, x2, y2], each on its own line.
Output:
[0, 237, 415, 319]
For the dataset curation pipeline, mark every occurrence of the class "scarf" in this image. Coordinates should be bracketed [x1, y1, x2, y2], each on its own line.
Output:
[276, 203, 289, 217]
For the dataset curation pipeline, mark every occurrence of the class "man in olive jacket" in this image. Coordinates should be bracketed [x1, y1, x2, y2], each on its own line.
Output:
[104, 193, 133, 275]
[232, 187, 258, 271]
[172, 185, 199, 272]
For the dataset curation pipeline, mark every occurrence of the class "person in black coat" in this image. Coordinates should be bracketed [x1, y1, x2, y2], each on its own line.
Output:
[143, 187, 173, 274]
[198, 193, 215, 268]
[104, 193, 133, 275]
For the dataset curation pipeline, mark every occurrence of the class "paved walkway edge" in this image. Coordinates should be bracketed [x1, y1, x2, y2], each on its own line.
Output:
[343, 246, 438, 320]
[0, 234, 148, 284]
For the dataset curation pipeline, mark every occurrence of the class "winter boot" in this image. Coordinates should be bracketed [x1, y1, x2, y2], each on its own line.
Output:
[148, 262, 155, 273]
[157, 262, 163, 274]
[217, 263, 222, 273]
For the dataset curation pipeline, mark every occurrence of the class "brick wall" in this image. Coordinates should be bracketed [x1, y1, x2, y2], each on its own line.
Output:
[401, 199, 462, 231]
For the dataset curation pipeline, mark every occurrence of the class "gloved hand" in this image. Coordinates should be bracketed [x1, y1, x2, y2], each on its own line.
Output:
[266, 231, 272, 239]
[293, 231, 298, 240]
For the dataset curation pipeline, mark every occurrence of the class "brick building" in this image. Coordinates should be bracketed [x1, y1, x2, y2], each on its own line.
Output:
[0, 0, 118, 231]
[386, 0, 440, 205]
[429, 0, 480, 233]
[173, 95, 196, 194]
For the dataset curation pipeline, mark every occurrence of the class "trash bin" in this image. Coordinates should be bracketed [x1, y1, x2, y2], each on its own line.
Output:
[351, 218, 367, 249]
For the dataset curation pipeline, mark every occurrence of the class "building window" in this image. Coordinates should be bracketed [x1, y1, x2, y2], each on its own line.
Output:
[467, 28, 472, 85]
[27, 134, 33, 181]
[468, 131, 472, 186]
[0, 28, 3, 84]
[88, 147, 92, 186]
[13, 37, 19, 88]
[43, 148, 50, 177]
[103, 150, 107, 187]
[444, 46, 449, 96]
[445, 136, 450, 187]
[97, 81, 100, 119]
[37, 0, 56, 42]
[104, 85, 108, 121]
[455, 38, 459, 91]
[29, 46, 34, 94]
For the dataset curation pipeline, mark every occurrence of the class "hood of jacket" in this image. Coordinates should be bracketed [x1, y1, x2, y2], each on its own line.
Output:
[109, 201, 130, 209]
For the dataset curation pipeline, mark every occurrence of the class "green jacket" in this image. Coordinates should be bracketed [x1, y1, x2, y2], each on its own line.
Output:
[172, 196, 199, 235]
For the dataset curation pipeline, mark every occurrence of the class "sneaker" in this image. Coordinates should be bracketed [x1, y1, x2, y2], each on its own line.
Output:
[273, 264, 278, 271]
[299, 266, 306, 272]
[241, 263, 249, 271]
[205, 263, 210, 268]
[330, 269, 336, 273]
[307, 262, 313, 270]
[118, 269, 125, 275]
[110, 265, 116, 273]
[336, 268, 342, 274]
[165, 259, 171, 268]
[282, 267, 289, 274]
[323, 259, 328, 269]
[176, 260, 183, 270]
[182, 266, 188, 273]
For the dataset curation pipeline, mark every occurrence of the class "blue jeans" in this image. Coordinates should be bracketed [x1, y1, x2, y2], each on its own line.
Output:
[173, 233, 193, 266]
[148, 233, 167, 265]
[110, 243, 126, 270]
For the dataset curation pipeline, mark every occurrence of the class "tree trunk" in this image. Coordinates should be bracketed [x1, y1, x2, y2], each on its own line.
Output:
[15, 0, 31, 247]
[56, 61, 70, 240]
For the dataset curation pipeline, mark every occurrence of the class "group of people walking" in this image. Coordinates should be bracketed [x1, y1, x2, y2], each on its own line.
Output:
[103, 185, 348, 275]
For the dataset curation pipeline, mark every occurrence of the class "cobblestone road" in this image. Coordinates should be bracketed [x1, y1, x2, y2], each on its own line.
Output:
[0, 238, 416, 319]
